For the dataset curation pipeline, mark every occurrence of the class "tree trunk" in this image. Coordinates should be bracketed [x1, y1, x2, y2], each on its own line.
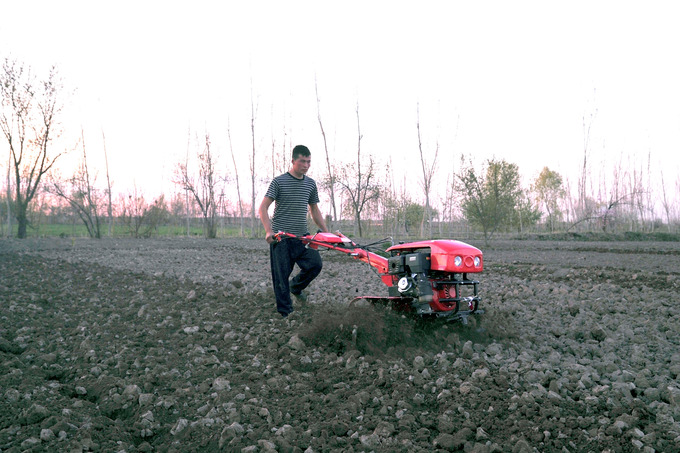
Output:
[249, 79, 257, 238]
[102, 130, 113, 236]
[5, 153, 11, 236]
[227, 119, 244, 237]
[17, 209, 27, 238]
[416, 103, 438, 239]
[315, 79, 337, 227]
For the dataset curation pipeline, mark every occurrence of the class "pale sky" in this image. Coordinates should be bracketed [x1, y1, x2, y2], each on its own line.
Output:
[2, 1, 679, 213]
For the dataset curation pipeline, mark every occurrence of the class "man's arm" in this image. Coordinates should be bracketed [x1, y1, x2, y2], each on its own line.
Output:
[309, 203, 328, 233]
[259, 197, 275, 243]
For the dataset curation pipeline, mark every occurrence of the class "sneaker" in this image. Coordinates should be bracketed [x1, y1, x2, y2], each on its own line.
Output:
[291, 291, 308, 304]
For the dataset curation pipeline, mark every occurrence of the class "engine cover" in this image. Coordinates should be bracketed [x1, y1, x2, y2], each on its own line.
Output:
[387, 239, 483, 274]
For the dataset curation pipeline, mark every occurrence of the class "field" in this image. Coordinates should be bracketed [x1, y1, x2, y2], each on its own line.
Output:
[1, 237, 679, 452]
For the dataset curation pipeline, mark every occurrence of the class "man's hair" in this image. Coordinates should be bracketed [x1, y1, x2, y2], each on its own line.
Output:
[292, 145, 311, 160]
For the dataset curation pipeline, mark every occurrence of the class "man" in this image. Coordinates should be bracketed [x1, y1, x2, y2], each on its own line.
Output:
[259, 145, 328, 317]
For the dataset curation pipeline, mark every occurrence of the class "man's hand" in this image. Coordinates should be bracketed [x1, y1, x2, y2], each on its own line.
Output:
[259, 197, 275, 243]
[309, 203, 328, 233]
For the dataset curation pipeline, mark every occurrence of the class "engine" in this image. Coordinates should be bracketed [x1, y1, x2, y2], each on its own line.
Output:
[384, 240, 483, 317]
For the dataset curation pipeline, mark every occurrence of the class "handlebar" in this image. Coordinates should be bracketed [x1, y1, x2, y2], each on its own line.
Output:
[272, 231, 389, 276]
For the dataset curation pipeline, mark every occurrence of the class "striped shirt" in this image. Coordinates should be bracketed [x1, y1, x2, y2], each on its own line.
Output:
[265, 172, 320, 236]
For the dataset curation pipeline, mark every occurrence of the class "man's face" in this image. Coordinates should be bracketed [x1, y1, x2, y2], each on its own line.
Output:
[292, 155, 311, 175]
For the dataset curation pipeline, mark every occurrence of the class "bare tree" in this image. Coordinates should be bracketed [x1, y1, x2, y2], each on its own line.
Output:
[659, 170, 677, 232]
[631, 151, 653, 231]
[269, 107, 289, 179]
[175, 132, 219, 238]
[577, 109, 597, 225]
[336, 102, 381, 237]
[119, 186, 145, 237]
[315, 77, 338, 227]
[380, 157, 399, 236]
[440, 114, 461, 237]
[0, 59, 65, 238]
[49, 128, 102, 238]
[416, 103, 439, 238]
[227, 118, 245, 236]
[119, 186, 167, 238]
[249, 79, 258, 237]
[442, 171, 457, 236]
[270, 110, 277, 180]
[593, 153, 646, 233]
[101, 129, 114, 236]
[183, 128, 191, 236]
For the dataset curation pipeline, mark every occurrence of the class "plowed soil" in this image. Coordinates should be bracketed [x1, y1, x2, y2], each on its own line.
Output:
[1, 237, 679, 452]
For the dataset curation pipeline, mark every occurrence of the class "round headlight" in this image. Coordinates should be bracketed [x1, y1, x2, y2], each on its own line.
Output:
[454, 256, 462, 267]
[474, 256, 481, 267]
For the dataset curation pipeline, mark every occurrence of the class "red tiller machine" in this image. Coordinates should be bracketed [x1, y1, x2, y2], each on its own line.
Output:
[275, 231, 484, 324]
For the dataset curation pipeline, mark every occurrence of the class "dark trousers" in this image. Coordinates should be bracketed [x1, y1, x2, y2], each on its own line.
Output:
[269, 239, 322, 316]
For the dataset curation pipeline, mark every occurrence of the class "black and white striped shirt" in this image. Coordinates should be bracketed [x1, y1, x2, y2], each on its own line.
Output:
[264, 172, 320, 236]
